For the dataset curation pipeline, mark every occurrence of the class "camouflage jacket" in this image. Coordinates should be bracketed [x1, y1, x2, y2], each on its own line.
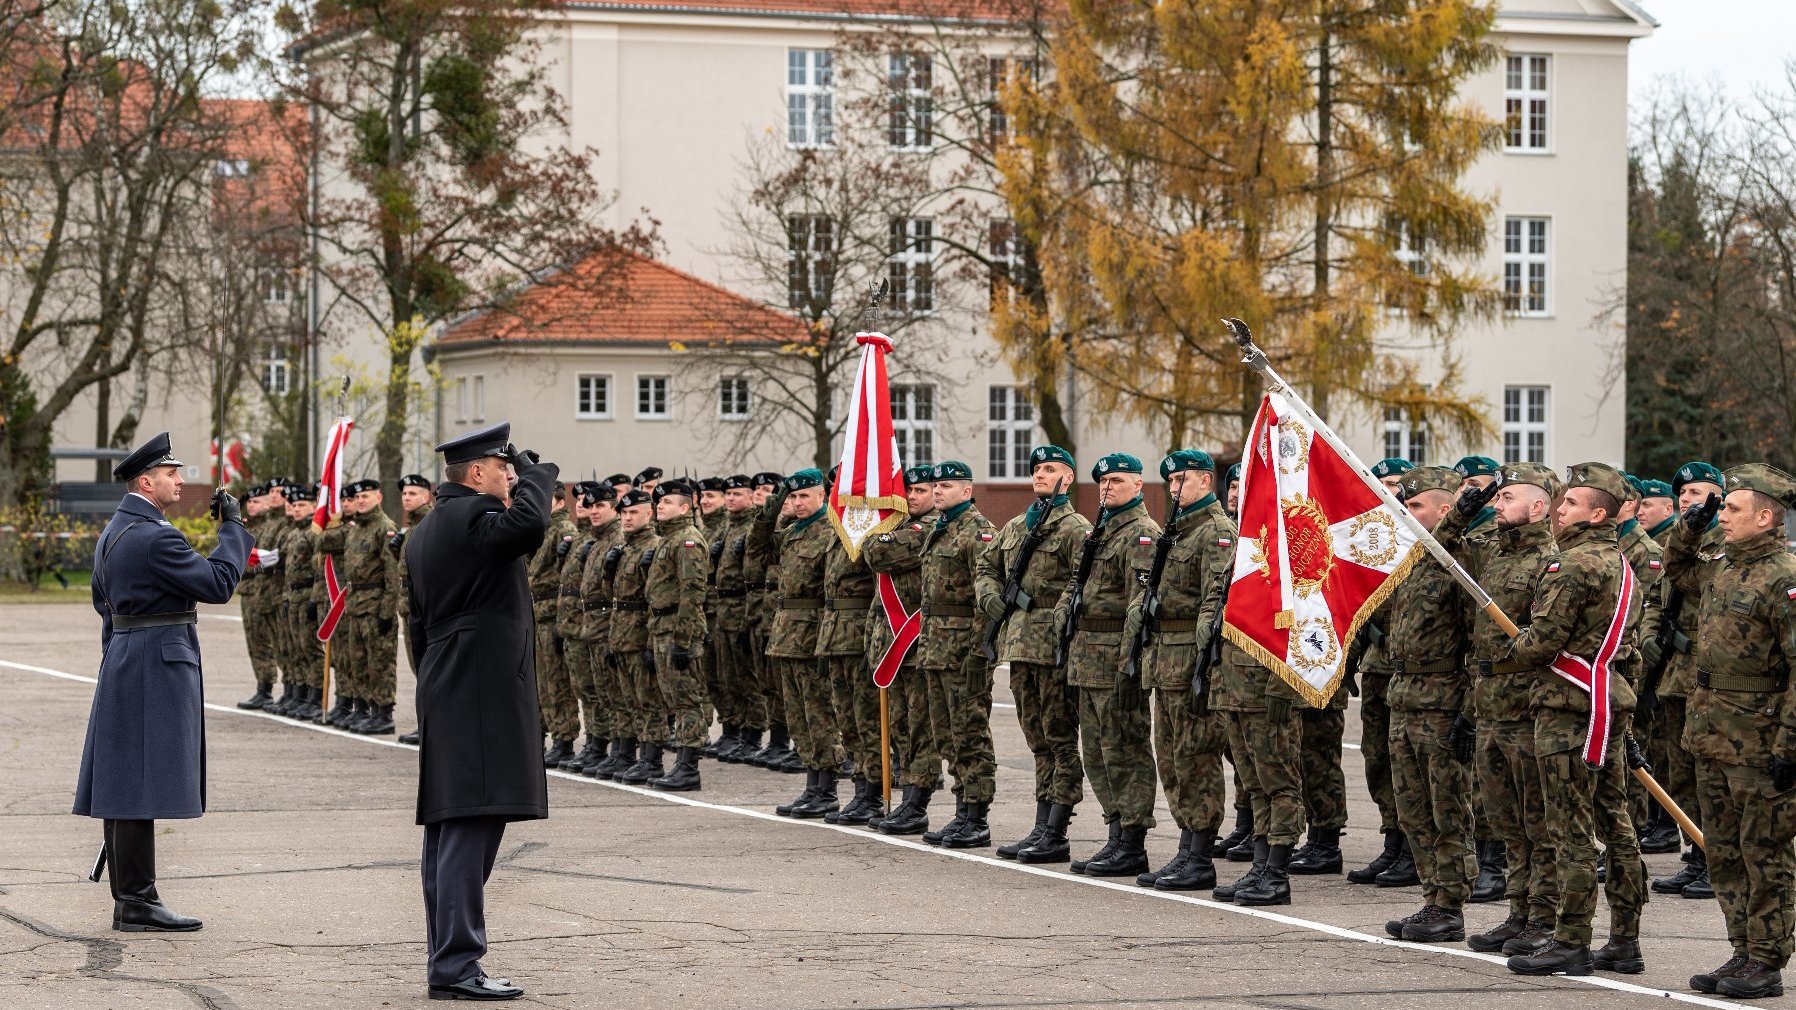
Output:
[1385, 522, 1474, 714]
[397, 502, 432, 619]
[767, 506, 832, 659]
[1057, 498, 1157, 690]
[1123, 497, 1232, 692]
[575, 517, 623, 642]
[974, 498, 1091, 667]
[646, 512, 710, 648]
[1619, 519, 1665, 595]
[1675, 526, 1796, 766]
[920, 500, 995, 669]
[609, 525, 660, 653]
[556, 523, 600, 637]
[818, 537, 875, 657]
[1436, 510, 1558, 724]
[712, 510, 754, 633]
[863, 511, 931, 672]
[1658, 521, 1726, 698]
[319, 509, 400, 619]
[744, 498, 781, 630]
[528, 507, 577, 622]
[238, 512, 277, 601]
[282, 519, 323, 611]
[1356, 598, 1396, 677]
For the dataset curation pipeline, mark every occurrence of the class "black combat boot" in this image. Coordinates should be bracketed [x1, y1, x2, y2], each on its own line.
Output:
[1592, 935, 1644, 974]
[616, 742, 662, 785]
[778, 770, 820, 816]
[999, 800, 1051, 860]
[1156, 830, 1218, 891]
[1639, 808, 1680, 854]
[1718, 962, 1784, 999]
[567, 736, 603, 773]
[879, 787, 932, 836]
[1288, 826, 1342, 875]
[1375, 835, 1419, 886]
[942, 802, 992, 849]
[1019, 803, 1074, 864]
[362, 703, 395, 735]
[856, 782, 887, 827]
[330, 696, 360, 729]
[773, 740, 807, 774]
[265, 683, 296, 716]
[650, 747, 702, 792]
[727, 727, 762, 764]
[1082, 827, 1149, 878]
[1213, 838, 1267, 901]
[790, 771, 838, 819]
[1500, 919, 1555, 957]
[749, 724, 789, 768]
[1404, 904, 1466, 943]
[1235, 842, 1292, 906]
[1348, 830, 1403, 884]
[1507, 939, 1592, 976]
[1466, 911, 1528, 953]
[294, 685, 324, 721]
[542, 737, 576, 769]
[1683, 860, 1715, 899]
[596, 737, 634, 780]
[340, 699, 370, 732]
[925, 799, 968, 847]
[826, 778, 869, 824]
[871, 785, 908, 831]
[1387, 905, 1429, 939]
[1215, 807, 1253, 858]
[237, 682, 273, 710]
[1140, 829, 1194, 887]
[703, 724, 730, 759]
[1654, 845, 1707, 894]
[1692, 952, 1751, 994]
[1470, 839, 1506, 903]
[107, 820, 202, 933]
[1072, 821, 1123, 875]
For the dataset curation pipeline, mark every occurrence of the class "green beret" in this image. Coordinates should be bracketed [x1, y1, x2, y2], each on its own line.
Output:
[1226, 463, 1241, 484]
[1638, 478, 1674, 500]
[1399, 466, 1459, 500]
[1371, 458, 1414, 480]
[1564, 462, 1629, 502]
[1724, 464, 1796, 509]
[903, 465, 934, 488]
[1621, 474, 1644, 502]
[1498, 461, 1564, 499]
[1160, 450, 1214, 480]
[1453, 455, 1500, 479]
[932, 460, 973, 481]
[1091, 452, 1143, 480]
[785, 467, 824, 490]
[1673, 461, 1724, 493]
[1028, 445, 1076, 471]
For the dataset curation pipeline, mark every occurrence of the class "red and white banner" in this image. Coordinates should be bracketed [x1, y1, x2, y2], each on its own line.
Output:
[313, 416, 353, 643]
[1549, 560, 1635, 767]
[1222, 393, 1423, 705]
[210, 434, 251, 486]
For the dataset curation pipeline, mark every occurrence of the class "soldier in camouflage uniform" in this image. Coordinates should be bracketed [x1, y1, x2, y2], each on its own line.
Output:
[611, 489, 664, 784]
[1214, 468, 1255, 859]
[741, 472, 792, 767]
[318, 479, 401, 734]
[1628, 475, 1678, 850]
[709, 475, 760, 761]
[529, 483, 579, 766]
[1450, 456, 1508, 903]
[393, 474, 434, 744]
[918, 461, 997, 848]
[236, 483, 285, 710]
[645, 479, 711, 791]
[1211, 633, 1306, 904]
[975, 445, 1089, 862]
[866, 467, 938, 835]
[1436, 462, 1562, 955]
[696, 476, 728, 747]
[1612, 477, 1667, 863]
[277, 485, 326, 721]
[1672, 465, 1796, 999]
[1381, 467, 1477, 944]
[1058, 453, 1158, 877]
[818, 480, 882, 825]
[763, 469, 843, 816]
[554, 484, 605, 772]
[566, 483, 621, 775]
[1124, 450, 1231, 890]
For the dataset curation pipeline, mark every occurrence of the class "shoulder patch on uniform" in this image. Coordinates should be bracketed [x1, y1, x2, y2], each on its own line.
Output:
[1649, 560, 1662, 570]
[1138, 535, 1153, 545]
[1217, 538, 1232, 547]
[1786, 585, 1796, 600]
[978, 532, 993, 541]
[1546, 562, 1561, 573]
[910, 523, 923, 531]
[683, 540, 698, 548]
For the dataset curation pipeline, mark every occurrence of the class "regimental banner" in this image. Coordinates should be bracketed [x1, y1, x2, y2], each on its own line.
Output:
[1222, 392, 1422, 705]
[313, 416, 353, 643]
[828, 331, 909, 562]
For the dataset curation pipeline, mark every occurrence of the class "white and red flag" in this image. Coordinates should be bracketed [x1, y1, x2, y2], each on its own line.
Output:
[210, 433, 251, 486]
[313, 416, 353, 643]
[827, 330, 913, 688]
[1222, 392, 1423, 706]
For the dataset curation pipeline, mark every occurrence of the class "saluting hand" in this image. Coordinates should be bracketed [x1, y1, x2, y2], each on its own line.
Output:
[1682, 492, 1721, 533]
[1453, 479, 1499, 520]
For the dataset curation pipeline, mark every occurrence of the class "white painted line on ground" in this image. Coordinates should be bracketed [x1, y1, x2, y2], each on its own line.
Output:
[4, 655, 1728, 1008]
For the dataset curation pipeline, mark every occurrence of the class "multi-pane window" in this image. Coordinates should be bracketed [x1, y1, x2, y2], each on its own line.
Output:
[719, 376, 752, 420]
[1502, 385, 1549, 463]
[986, 56, 1034, 142]
[787, 49, 834, 148]
[260, 345, 288, 395]
[987, 385, 1034, 479]
[575, 374, 611, 419]
[786, 214, 835, 311]
[1505, 54, 1550, 152]
[888, 217, 934, 313]
[636, 375, 670, 419]
[1503, 216, 1550, 316]
[988, 218, 1027, 307]
[891, 383, 936, 468]
[888, 53, 933, 150]
[1381, 406, 1427, 465]
[453, 377, 467, 423]
[263, 269, 290, 304]
[1384, 219, 1428, 315]
[469, 375, 484, 422]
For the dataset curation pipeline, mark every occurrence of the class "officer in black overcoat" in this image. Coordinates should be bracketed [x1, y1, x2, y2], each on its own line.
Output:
[73, 431, 251, 931]
[404, 421, 557, 1001]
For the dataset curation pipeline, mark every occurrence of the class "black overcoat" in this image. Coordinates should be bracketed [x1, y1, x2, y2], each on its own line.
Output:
[406, 463, 556, 824]
[73, 494, 252, 819]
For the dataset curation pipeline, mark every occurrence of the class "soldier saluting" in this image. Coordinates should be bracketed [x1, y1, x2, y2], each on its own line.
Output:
[74, 432, 251, 932]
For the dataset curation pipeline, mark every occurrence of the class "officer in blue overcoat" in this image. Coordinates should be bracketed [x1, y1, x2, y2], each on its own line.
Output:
[73, 431, 251, 932]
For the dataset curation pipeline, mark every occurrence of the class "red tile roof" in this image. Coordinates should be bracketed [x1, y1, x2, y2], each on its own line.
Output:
[437, 250, 807, 348]
[563, 0, 1025, 21]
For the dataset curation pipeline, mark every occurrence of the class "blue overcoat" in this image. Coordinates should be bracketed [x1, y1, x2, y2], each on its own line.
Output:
[72, 494, 252, 820]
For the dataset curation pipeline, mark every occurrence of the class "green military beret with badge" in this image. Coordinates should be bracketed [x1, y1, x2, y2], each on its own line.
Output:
[1723, 464, 1796, 509]
[1454, 455, 1499, 479]
[1673, 461, 1724, 493]
[1371, 458, 1414, 480]
[1638, 478, 1673, 501]
[903, 465, 934, 487]
[785, 467, 824, 490]
[1499, 461, 1564, 499]
[1226, 463, 1241, 484]
[1399, 465, 1460, 500]
[1564, 461, 1630, 502]
[1160, 449, 1214, 479]
[932, 460, 973, 481]
[1029, 445, 1076, 471]
[1622, 474, 1644, 502]
[1091, 452, 1142, 480]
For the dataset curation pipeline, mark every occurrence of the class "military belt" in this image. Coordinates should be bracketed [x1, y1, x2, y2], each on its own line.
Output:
[559, 589, 581, 599]
[531, 590, 556, 603]
[718, 588, 749, 598]
[1393, 658, 1460, 675]
[613, 599, 648, 613]
[584, 599, 612, 612]
[1670, 630, 1694, 655]
[110, 610, 198, 630]
[1696, 669, 1785, 692]
[779, 597, 824, 610]
[650, 604, 679, 617]
[1155, 618, 1202, 632]
[1476, 659, 1527, 676]
[921, 602, 976, 617]
[827, 596, 873, 611]
[1079, 618, 1125, 633]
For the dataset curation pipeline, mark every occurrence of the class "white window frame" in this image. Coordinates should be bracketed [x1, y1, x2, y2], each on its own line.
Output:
[989, 217, 1026, 307]
[1501, 385, 1550, 464]
[1504, 53, 1551, 154]
[888, 216, 934, 314]
[1384, 218, 1428, 317]
[263, 269, 290, 305]
[786, 213, 834, 311]
[1381, 405, 1428, 465]
[1503, 216, 1551, 317]
[987, 385, 1035, 479]
[469, 374, 485, 423]
[888, 52, 933, 151]
[575, 373, 613, 420]
[453, 376, 467, 424]
[718, 376, 752, 421]
[636, 374, 671, 420]
[986, 56, 1034, 143]
[786, 49, 834, 149]
[260, 345, 288, 395]
[891, 383, 936, 468]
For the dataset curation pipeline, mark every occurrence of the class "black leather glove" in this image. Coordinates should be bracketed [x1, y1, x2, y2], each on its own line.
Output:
[555, 537, 572, 560]
[1454, 479, 1500, 520]
[512, 447, 541, 466]
[1625, 734, 1651, 772]
[378, 617, 394, 637]
[670, 643, 692, 671]
[1343, 668, 1360, 698]
[306, 602, 319, 624]
[387, 529, 406, 557]
[1683, 492, 1721, 533]
[211, 490, 243, 525]
[1449, 714, 1476, 765]
[1774, 755, 1796, 793]
[1190, 675, 1210, 716]
[603, 545, 623, 575]
[1634, 681, 1660, 726]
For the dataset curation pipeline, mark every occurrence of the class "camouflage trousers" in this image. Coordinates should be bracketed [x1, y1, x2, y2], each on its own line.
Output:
[563, 639, 612, 740]
[1478, 718, 1555, 922]
[924, 650, 996, 804]
[1595, 723, 1648, 938]
[1537, 740, 1601, 946]
[1698, 759, 1796, 968]
[535, 625, 581, 742]
[284, 600, 323, 689]
[654, 638, 710, 749]
[1010, 662, 1084, 807]
[338, 611, 397, 705]
[1360, 672, 1400, 833]
[1226, 704, 1304, 846]
[753, 621, 784, 730]
[1079, 679, 1154, 829]
[1648, 695, 1699, 839]
[623, 649, 666, 743]
[778, 657, 842, 772]
[1390, 709, 1475, 911]
[243, 597, 284, 687]
[1300, 704, 1347, 831]
[825, 653, 882, 778]
[888, 665, 941, 790]
[713, 625, 759, 732]
[1153, 687, 1227, 833]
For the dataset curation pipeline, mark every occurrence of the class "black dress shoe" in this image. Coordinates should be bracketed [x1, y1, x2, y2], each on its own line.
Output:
[429, 974, 523, 1000]
[113, 898, 202, 932]
[398, 731, 421, 745]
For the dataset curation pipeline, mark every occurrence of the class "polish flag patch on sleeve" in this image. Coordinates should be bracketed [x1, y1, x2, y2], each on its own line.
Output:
[1786, 585, 1796, 600]
[1217, 537, 1233, 547]
[1138, 535, 1153, 546]
[683, 540, 698, 548]
[1546, 562, 1561, 573]
[978, 532, 994, 542]
[1649, 560, 1662, 570]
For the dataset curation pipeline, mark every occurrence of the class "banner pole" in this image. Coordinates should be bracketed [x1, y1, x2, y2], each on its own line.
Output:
[879, 687, 891, 810]
[322, 639, 332, 717]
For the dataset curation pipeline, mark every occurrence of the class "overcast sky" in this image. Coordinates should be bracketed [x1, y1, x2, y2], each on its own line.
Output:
[1628, 0, 1793, 105]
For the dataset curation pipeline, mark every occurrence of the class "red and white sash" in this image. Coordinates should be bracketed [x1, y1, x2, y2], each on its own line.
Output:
[872, 572, 921, 689]
[1548, 559, 1636, 768]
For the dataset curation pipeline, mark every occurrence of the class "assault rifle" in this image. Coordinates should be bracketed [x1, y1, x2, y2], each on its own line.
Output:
[1192, 576, 1230, 696]
[1054, 503, 1108, 668]
[1124, 483, 1181, 679]
[981, 476, 1069, 661]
